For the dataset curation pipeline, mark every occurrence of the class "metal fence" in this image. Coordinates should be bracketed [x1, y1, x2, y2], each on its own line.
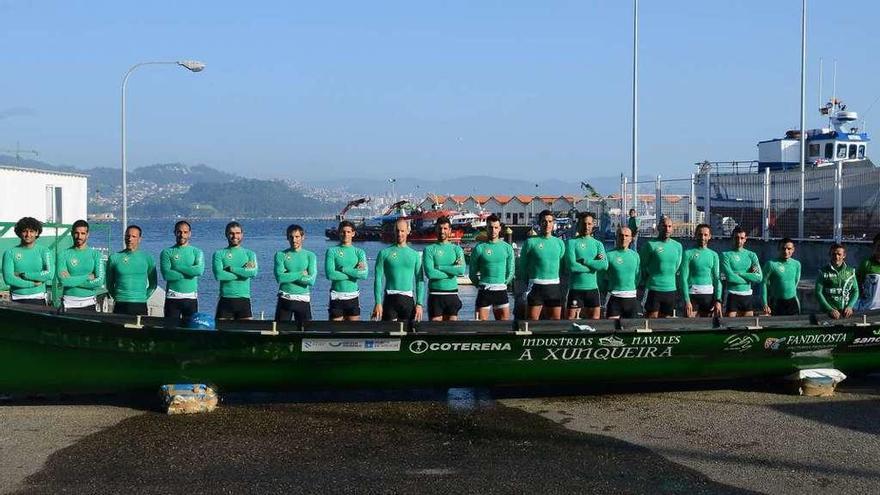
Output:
[617, 161, 880, 243]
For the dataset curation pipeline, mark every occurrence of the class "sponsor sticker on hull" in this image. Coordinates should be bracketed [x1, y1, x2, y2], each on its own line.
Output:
[301, 338, 401, 352]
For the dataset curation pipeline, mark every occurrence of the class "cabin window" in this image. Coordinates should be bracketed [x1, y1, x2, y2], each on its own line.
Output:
[808, 144, 820, 157]
[824, 143, 834, 159]
[45, 186, 63, 224]
[837, 143, 847, 159]
[849, 144, 858, 159]
[858, 145, 866, 158]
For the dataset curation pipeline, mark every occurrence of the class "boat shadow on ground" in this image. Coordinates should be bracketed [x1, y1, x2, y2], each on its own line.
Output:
[0, 377, 803, 412]
[14, 401, 757, 495]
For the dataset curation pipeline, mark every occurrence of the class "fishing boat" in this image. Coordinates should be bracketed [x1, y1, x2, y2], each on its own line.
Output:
[2, 301, 879, 395]
[694, 97, 877, 238]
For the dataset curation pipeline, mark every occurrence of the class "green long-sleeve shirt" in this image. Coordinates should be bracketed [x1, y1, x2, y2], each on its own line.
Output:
[57, 246, 105, 297]
[518, 235, 565, 282]
[721, 249, 763, 294]
[423, 241, 465, 292]
[565, 235, 608, 290]
[604, 248, 640, 293]
[639, 238, 683, 292]
[762, 258, 801, 306]
[274, 248, 317, 296]
[324, 245, 368, 294]
[106, 249, 157, 303]
[680, 247, 721, 303]
[816, 262, 859, 312]
[212, 246, 258, 298]
[160, 244, 205, 295]
[374, 244, 425, 305]
[2, 244, 55, 297]
[468, 240, 514, 287]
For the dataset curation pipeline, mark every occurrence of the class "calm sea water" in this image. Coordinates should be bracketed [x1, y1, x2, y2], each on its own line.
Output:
[93, 219, 479, 320]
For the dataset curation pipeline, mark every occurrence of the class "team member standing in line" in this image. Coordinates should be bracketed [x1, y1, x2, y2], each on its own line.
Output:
[855, 233, 880, 311]
[519, 210, 566, 320]
[604, 226, 641, 319]
[423, 217, 465, 321]
[373, 219, 425, 322]
[159, 220, 205, 326]
[2, 217, 54, 306]
[212, 221, 258, 320]
[761, 238, 801, 316]
[57, 219, 104, 312]
[468, 214, 515, 321]
[565, 212, 607, 320]
[274, 224, 317, 325]
[680, 224, 721, 318]
[816, 243, 859, 320]
[720, 226, 762, 317]
[638, 215, 683, 318]
[107, 225, 157, 315]
[325, 220, 368, 321]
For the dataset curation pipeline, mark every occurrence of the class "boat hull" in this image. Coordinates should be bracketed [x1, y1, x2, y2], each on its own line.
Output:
[2, 305, 879, 394]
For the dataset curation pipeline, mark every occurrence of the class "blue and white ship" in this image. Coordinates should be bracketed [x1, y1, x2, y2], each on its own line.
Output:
[695, 98, 876, 239]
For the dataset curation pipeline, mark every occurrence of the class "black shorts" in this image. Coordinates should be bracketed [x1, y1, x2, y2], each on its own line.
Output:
[328, 297, 360, 318]
[527, 283, 563, 308]
[382, 293, 416, 321]
[476, 289, 509, 309]
[216, 297, 252, 320]
[770, 297, 800, 316]
[606, 296, 640, 319]
[568, 289, 601, 310]
[428, 292, 462, 318]
[164, 298, 198, 326]
[726, 293, 754, 314]
[14, 298, 48, 307]
[114, 301, 148, 316]
[645, 290, 677, 315]
[275, 297, 312, 323]
[689, 293, 716, 315]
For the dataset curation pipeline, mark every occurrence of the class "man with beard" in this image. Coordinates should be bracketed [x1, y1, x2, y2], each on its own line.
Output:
[422, 217, 465, 321]
[212, 221, 258, 320]
[762, 238, 801, 316]
[57, 219, 105, 312]
[680, 224, 721, 317]
[160, 220, 205, 326]
[721, 226, 762, 317]
[469, 214, 514, 321]
[565, 212, 607, 320]
[519, 210, 566, 320]
[274, 224, 317, 325]
[2, 216, 54, 306]
[325, 220, 369, 321]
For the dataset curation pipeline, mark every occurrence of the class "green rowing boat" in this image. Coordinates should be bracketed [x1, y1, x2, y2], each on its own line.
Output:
[1, 302, 879, 394]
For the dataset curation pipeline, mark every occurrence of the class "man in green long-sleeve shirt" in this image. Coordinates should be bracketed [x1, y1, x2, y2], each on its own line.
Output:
[468, 214, 514, 321]
[721, 226, 762, 317]
[816, 243, 859, 319]
[373, 219, 424, 322]
[604, 226, 641, 319]
[519, 210, 566, 320]
[762, 238, 801, 316]
[159, 220, 205, 327]
[274, 224, 317, 324]
[2, 217, 54, 306]
[107, 225, 157, 315]
[855, 233, 880, 311]
[565, 212, 607, 320]
[212, 221, 258, 320]
[325, 220, 368, 321]
[639, 215, 683, 318]
[680, 223, 721, 318]
[423, 216, 465, 321]
[57, 219, 104, 312]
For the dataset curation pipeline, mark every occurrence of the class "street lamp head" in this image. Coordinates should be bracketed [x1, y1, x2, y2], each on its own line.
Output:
[178, 60, 206, 72]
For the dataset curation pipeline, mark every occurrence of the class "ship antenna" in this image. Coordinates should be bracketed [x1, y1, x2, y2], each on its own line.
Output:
[818, 58, 823, 125]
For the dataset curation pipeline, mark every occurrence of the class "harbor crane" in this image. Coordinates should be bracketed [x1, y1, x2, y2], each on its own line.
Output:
[1, 142, 39, 166]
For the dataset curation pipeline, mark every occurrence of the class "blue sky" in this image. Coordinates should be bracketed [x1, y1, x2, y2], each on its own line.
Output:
[2, 0, 878, 181]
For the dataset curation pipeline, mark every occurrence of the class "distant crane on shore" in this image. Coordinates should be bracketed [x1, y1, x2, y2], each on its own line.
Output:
[1, 142, 39, 166]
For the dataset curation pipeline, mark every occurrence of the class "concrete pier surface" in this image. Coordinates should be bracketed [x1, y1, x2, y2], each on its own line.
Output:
[3, 377, 879, 494]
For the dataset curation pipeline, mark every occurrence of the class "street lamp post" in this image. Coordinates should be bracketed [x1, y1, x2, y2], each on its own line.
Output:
[121, 60, 205, 241]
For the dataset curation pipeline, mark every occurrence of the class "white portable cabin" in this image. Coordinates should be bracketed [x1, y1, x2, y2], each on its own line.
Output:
[0, 166, 88, 227]
[757, 111, 870, 171]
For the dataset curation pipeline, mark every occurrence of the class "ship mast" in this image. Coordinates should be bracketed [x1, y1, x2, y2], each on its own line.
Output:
[798, 0, 806, 239]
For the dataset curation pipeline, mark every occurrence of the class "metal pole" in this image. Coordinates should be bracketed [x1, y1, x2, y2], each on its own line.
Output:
[632, 0, 639, 213]
[834, 160, 843, 242]
[797, 0, 807, 239]
[704, 167, 711, 226]
[654, 175, 662, 227]
[621, 175, 627, 216]
[762, 167, 771, 241]
[690, 173, 696, 228]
